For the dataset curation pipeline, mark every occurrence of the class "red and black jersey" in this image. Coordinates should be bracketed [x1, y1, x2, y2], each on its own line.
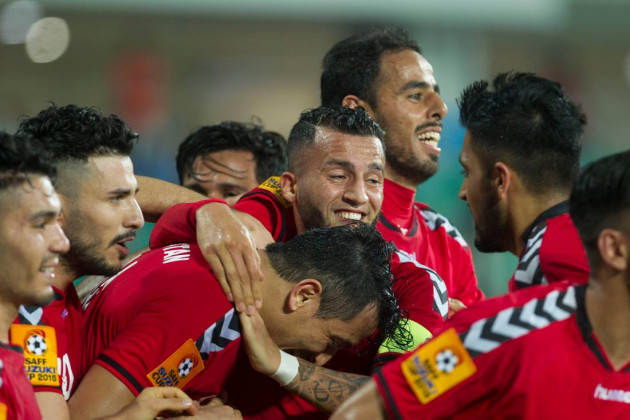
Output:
[0, 343, 42, 420]
[10, 285, 83, 400]
[81, 244, 242, 400]
[375, 282, 630, 419]
[379, 179, 484, 307]
[508, 201, 589, 292]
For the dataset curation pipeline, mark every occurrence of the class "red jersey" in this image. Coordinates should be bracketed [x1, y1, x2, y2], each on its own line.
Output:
[379, 179, 483, 307]
[0, 343, 42, 420]
[374, 282, 630, 419]
[10, 286, 83, 399]
[81, 244, 242, 399]
[508, 201, 589, 292]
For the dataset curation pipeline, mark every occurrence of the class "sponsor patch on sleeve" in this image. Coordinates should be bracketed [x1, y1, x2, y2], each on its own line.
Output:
[147, 339, 204, 389]
[258, 176, 291, 209]
[10, 324, 59, 388]
[0, 402, 7, 419]
[400, 327, 476, 404]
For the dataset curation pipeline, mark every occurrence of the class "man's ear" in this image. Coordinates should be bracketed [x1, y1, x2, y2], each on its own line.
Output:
[280, 172, 298, 204]
[597, 229, 629, 272]
[493, 162, 513, 200]
[341, 95, 375, 115]
[286, 279, 323, 314]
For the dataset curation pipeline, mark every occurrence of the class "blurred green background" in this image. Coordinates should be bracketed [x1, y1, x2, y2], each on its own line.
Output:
[2, 0, 628, 296]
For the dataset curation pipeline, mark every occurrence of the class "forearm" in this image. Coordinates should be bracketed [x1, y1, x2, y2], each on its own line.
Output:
[136, 175, 206, 222]
[284, 359, 370, 414]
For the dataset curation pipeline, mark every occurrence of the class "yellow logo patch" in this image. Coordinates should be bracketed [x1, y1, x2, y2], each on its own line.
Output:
[0, 402, 6, 420]
[10, 324, 59, 387]
[147, 339, 204, 389]
[401, 328, 476, 404]
[258, 176, 291, 209]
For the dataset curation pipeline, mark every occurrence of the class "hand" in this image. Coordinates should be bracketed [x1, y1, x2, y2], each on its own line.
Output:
[103, 387, 196, 419]
[448, 298, 467, 318]
[237, 310, 281, 376]
[195, 202, 264, 315]
[190, 397, 243, 420]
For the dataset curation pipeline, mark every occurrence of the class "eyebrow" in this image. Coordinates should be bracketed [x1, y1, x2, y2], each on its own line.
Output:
[400, 81, 441, 95]
[30, 210, 59, 221]
[108, 187, 139, 196]
[323, 159, 384, 173]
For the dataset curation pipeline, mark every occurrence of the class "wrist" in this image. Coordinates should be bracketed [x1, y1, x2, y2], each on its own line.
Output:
[271, 350, 299, 386]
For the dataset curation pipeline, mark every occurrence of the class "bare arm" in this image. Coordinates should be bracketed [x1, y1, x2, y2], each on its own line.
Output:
[238, 310, 370, 413]
[136, 175, 206, 222]
[330, 380, 387, 420]
[35, 392, 70, 420]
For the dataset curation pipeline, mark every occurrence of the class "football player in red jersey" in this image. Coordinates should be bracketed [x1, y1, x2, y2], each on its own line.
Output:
[321, 27, 482, 310]
[457, 72, 589, 291]
[332, 149, 630, 419]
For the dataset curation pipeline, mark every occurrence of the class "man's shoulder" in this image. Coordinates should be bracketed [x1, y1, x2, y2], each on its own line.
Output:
[413, 202, 469, 249]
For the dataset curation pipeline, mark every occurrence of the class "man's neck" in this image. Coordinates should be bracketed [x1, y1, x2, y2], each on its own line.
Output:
[384, 165, 420, 191]
[0, 301, 18, 343]
[509, 193, 568, 256]
[586, 275, 630, 371]
[54, 262, 79, 292]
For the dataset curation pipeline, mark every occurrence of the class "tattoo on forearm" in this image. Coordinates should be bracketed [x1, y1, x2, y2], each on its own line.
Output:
[285, 360, 370, 413]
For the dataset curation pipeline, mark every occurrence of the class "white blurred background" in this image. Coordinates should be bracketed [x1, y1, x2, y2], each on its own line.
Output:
[1, 0, 629, 296]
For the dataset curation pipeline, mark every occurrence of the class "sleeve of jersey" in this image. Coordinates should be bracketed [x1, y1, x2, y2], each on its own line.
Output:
[372, 259, 445, 370]
[452, 244, 485, 307]
[93, 264, 216, 396]
[373, 326, 496, 420]
[233, 188, 289, 242]
[149, 199, 224, 249]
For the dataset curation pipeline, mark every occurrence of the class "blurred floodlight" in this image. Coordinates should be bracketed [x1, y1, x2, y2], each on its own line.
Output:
[25, 17, 70, 63]
[0, 0, 42, 44]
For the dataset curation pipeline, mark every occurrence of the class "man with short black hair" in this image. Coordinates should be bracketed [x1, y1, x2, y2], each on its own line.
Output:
[457, 72, 589, 291]
[332, 149, 630, 419]
[70, 224, 401, 420]
[177, 121, 287, 205]
[11, 104, 144, 418]
[321, 27, 483, 309]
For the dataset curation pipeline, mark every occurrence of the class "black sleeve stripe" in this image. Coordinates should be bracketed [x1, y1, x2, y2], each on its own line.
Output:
[98, 354, 145, 394]
[375, 369, 405, 420]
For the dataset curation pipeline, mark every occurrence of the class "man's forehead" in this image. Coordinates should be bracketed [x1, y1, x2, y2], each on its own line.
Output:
[377, 49, 437, 89]
[314, 128, 384, 155]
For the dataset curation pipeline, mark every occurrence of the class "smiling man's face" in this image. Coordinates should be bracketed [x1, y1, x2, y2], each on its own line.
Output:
[285, 128, 385, 232]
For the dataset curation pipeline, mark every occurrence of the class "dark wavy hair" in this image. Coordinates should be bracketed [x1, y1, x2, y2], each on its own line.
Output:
[458, 72, 586, 195]
[321, 27, 421, 107]
[176, 121, 287, 184]
[0, 131, 56, 191]
[287, 106, 385, 172]
[570, 149, 630, 270]
[17, 103, 137, 164]
[266, 223, 409, 348]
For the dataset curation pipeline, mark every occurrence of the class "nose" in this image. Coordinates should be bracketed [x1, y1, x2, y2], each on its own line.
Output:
[427, 92, 448, 121]
[458, 179, 467, 202]
[343, 178, 368, 205]
[125, 198, 145, 230]
[51, 223, 70, 254]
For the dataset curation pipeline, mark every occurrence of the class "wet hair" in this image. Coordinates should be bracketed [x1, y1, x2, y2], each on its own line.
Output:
[570, 150, 630, 269]
[17, 103, 137, 164]
[0, 131, 56, 192]
[321, 27, 421, 107]
[287, 106, 385, 172]
[176, 121, 287, 184]
[458, 72, 586, 195]
[266, 222, 408, 347]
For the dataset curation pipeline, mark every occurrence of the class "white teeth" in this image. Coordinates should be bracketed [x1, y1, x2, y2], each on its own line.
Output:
[417, 132, 441, 141]
[337, 212, 362, 221]
[423, 140, 439, 149]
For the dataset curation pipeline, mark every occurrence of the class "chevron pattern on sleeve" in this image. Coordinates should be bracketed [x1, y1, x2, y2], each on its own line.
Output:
[460, 287, 577, 358]
[395, 249, 449, 319]
[513, 224, 548, 289]
[419, 207, 469, 249]
[195, 308, 242, 359]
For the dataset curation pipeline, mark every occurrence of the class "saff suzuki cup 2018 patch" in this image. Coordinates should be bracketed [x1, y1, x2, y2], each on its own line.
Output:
[147, 339, 204, 390]
[10, 324, 59, 387]
[401, 327, 476, 404]
[258, 176, 291, 209]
